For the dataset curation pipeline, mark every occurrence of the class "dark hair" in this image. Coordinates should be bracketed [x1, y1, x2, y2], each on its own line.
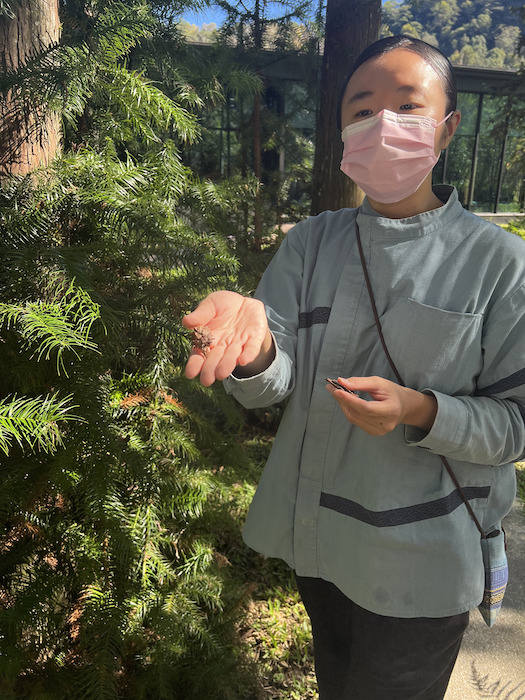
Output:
[337, 35, 457, 130]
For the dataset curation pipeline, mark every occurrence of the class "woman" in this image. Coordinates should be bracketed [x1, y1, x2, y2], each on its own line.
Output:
[183, 36, 525, 699]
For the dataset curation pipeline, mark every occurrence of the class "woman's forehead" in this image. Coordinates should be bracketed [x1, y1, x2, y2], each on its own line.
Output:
[345, 49, 443, 96]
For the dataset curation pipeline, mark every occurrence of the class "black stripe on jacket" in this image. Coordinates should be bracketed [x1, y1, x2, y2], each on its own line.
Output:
[320, 486, 490, 527]
[299, 307, 331, 329]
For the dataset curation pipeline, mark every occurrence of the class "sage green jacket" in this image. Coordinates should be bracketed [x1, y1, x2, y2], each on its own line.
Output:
[224, 187, 525, 617]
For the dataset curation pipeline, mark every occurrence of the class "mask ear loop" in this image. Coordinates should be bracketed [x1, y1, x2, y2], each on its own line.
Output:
[435, 111, 454, 127]
[437, 111, 456, 151]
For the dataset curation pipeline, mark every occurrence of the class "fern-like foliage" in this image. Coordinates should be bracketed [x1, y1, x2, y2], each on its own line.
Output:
[0, 393, 79, 455]
[0, 1, 200, 157]
[0, 280, 101, 365]
[0, 159, 261, 700]
[0, 2, 267, 698]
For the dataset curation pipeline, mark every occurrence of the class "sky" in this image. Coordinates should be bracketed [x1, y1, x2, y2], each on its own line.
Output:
[181, 2, 388, 27]
[181, 1, 322, 27]
[181, 8, 225, 26]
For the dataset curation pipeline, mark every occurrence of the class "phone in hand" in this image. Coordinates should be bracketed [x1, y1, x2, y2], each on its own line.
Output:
[325, 378, 358, 396]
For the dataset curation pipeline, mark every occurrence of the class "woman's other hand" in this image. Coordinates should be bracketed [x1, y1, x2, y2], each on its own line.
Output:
[183, 291, 274, 386]
[326, 376, 437, 436]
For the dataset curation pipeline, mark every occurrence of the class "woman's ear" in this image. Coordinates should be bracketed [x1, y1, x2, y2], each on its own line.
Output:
[441, 110, 461, 149]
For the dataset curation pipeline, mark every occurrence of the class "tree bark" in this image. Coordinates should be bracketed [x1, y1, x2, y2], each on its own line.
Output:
[253, 87, 263, 249]
[310, 0, 381, 214]
[252, 0, 263, 248]
[0, 0, 61, 176]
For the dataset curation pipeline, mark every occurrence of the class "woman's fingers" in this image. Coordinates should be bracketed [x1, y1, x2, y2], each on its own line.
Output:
[183, 291, 247, 331]
[198, 349, 224, 386]
[184, 351, 205, 380]
[242, 332, 267, 362]
[182, 295, 218, 330]
[214, 340, 245, 381]
[327, 376, 405, 435]
[199, 333, 261, 384]
[190, 337, 245, 386]
[183, 292, 270, 385]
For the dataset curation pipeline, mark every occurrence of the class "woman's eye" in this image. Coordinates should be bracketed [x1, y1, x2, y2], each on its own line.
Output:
[400, 103, 416, 110]
[356, 109, 373, 118]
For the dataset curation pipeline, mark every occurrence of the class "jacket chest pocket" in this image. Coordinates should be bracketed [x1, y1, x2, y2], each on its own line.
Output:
[380, 297, 483, 394]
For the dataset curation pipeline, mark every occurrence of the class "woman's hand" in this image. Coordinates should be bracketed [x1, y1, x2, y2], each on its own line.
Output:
[326, 376, 437, 436]
[183, 291, 273, 386]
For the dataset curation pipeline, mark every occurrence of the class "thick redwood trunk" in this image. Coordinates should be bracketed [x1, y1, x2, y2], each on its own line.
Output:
[0, 0, 61, 176]
[310, 0, 381, 214]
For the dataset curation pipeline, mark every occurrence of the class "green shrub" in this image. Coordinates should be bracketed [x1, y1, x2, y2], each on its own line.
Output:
[503, 220, 525, 242]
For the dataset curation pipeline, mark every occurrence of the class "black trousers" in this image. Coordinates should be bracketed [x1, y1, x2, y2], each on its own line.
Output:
[295, 575, 469, 700]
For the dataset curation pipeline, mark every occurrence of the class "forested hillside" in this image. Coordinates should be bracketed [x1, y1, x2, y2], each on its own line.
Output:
[381, 0, 524, 68]
[181, 0, 525, 70]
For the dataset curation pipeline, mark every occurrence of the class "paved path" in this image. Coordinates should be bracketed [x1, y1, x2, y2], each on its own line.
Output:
[446, 501, 525, 699]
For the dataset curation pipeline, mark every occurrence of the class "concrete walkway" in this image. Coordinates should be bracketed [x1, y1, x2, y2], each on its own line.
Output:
[445, 501, 525, 699]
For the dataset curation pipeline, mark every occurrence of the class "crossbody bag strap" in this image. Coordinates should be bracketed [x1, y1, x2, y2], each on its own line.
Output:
[355, 221, 486, 539]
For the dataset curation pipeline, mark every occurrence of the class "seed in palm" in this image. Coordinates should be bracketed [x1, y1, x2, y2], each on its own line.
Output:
[192, 326, 214, 356]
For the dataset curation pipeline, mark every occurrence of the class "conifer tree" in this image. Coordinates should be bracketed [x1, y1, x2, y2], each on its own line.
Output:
[0, 2, 263, 697]
[215, 0, 317, 245]
[0, 0, 61, 174]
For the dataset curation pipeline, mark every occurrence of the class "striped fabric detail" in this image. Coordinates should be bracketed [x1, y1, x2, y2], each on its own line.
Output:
[477, 368, 525, 396]
[479, 530, 508, 627]
[476, 372, 525, 458]
[319, 486, 490, 528]
[299, 307, 331, 329]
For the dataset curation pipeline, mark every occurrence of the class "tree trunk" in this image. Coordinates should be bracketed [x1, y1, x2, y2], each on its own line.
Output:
[252, 0, 263, 248]
[253, 88, 263, 249]
[0, 0, 61, 176]
[310, 0, 381, 214]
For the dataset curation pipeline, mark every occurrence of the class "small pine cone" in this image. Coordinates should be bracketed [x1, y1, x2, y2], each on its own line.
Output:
[192, 325, 214, 356]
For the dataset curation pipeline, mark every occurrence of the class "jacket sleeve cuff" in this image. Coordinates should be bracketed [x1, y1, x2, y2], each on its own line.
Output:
[405, 390, 468, 453]
[223, 338, 292, 408]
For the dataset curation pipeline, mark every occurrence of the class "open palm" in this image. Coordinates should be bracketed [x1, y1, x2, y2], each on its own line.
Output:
[183, 291, 269, 386]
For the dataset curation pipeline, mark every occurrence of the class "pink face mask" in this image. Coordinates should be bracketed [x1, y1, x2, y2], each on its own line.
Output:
[340, 109, 452, 204]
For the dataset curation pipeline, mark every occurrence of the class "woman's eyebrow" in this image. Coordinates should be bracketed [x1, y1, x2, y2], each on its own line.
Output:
[346, 90, 374, 104]
[347, 84, 420, 105]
